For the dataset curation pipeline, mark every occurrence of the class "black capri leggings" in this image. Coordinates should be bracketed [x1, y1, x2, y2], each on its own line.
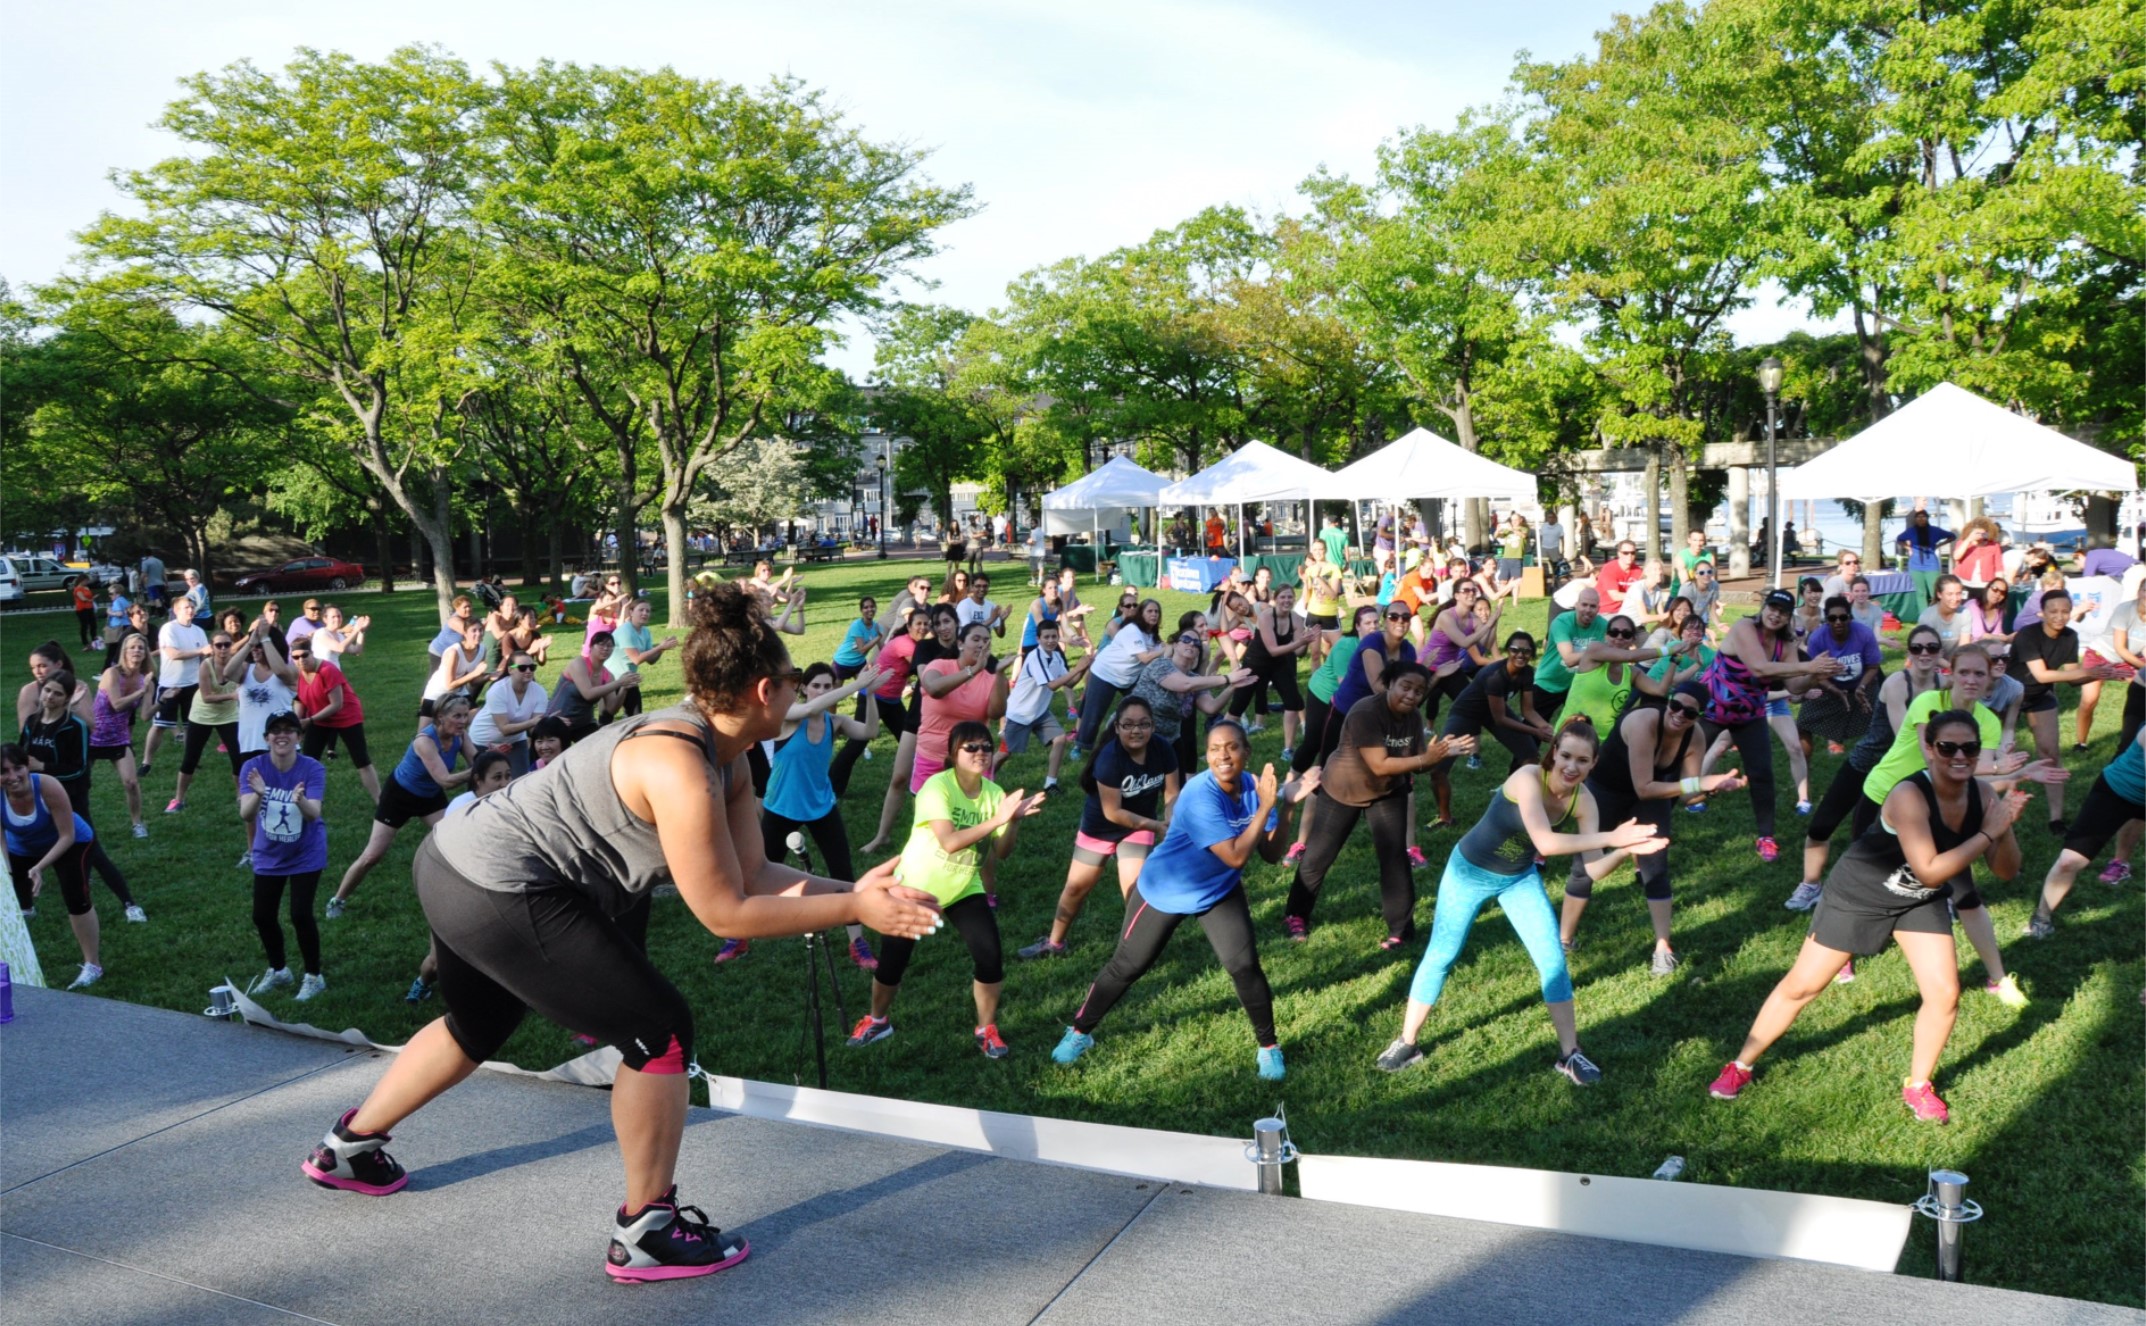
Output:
[1437, 714, 1540, 777]
[762, 807, 855, 885]
[830, 693, 906, 797]
[301, 722, 373, 769]
[180, 719, 245, 778]
[1564, 791, 1672, 901]
[1071, 882, 1276, 1046]
[414, 839, 693, 1073]
[873, 892, 1002, 987]
[11, 842, 95, 916]
[53, 774, 136, 908]
[1804, 757, 1876, 847]
[253, 870, 323, 974]
[1293, 693, 1332, 775]
[1228, 658, 1303, 718]
[1283, 788, 1415, 939]
[1701, 715, 1777, 837]
[2064, 772, 2144, 860]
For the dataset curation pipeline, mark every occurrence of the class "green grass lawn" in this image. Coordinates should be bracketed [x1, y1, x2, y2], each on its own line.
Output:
[4, 558, 2139, 1305]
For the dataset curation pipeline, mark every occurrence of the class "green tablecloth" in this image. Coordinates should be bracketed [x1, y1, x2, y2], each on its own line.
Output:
[1060, 545, 1097, 575]
[1118, 552, 1160, 588]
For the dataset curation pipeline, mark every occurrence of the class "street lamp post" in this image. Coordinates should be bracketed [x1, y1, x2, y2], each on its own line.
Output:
[875, 452, 888, 560]
[1758, 356, 1785, 588]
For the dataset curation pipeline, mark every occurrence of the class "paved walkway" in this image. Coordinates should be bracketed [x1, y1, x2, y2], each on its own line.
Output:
[3, 986, 2135, 1325]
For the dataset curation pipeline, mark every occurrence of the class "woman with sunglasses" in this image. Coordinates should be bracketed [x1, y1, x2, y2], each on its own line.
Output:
[1562, 614, 1677, 739]
[1678, 561, 1723, 640]
[715, 661, 887, 969]
[167, 630, 246, 822]
[1421, 580, 1498, 726]
[862, 605, 964, 855]
[1376, 720, 1663, 1083]
[1961, 577, 2014, 653]
[849, 721, 1046, 1056]
[467, 652, 546, 778]
[936, 567, 970, 606]
[1560, 682, 1747, 973]
[1133, 630, 1255, 773]
[1315, 600, 1418, 770]
[1695, 589, 1847, 863]
[1019, 696, 1181, 960]
[1052, 720, 1319, 1080]
[299, 584, 939, 1283]
[1709, 710, 2030, 1123]
[1794, 595, 1886, 758]
[325, 694, 473, 919]
[1435, 629, 1552, 805]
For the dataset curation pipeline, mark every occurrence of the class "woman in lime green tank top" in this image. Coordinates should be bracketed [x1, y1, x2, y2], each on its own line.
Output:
[1564, 614, 1675, 737]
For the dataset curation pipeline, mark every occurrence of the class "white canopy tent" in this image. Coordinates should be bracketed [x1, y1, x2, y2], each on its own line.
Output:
[1319, 427, 1536, 504]
[1779, 383, 2141, 501]
[1041, 455, 1170, 542]
[1158, 440, 1334, 556]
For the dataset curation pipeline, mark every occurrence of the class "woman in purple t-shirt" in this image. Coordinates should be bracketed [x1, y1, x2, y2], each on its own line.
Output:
[240, 712, 330, 1001]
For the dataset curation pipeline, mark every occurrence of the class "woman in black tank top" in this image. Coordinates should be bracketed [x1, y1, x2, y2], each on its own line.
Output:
[1708, 711, 2028, 1125]
[294, 585, 941, 1285]
[1228, 584, 1314, 753]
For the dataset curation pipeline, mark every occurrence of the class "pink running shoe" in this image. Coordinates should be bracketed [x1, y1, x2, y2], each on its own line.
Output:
[2100, 860, 2133, 885]
[713, 938, 749, 964]
[1406, 845, 1429, 870]
[1834, 957, 1856, 984]
[1283, 915, 1309, 943]
[1283, 841, 1307, 865]
[849, 936, 878, 971]
[1755, 836, 1780, 863]
[1902, 1079, 1950, 1124]
[1708, 1061, 1753, 1100]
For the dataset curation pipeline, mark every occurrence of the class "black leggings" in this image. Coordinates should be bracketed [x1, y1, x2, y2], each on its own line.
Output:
[830, 693, 905, 797]
[1284, 789, 1415, 938]
[76, 607, 96, 649]
[874, 892, 1002, 987]
[1565, 791, 1672, 900]
[1701, 716, 1777, 836]
[414, 840, 692, 1072]
[180, 719, 245, 777]
[1293, 694, 1332, 774]
[1439, 715, 1540, 776]
[762, 807, 855, 884]
[2121, 681, 2144, 755]
[1076, 679, 1126, 750]
[1805, 758, 1875, 847]
[54, 774, 135, 908]
[253, 870, 323, 974]
[10, 843, 94, 915]
[1072, 883, 1275, 1046]
[1228, 657, 1302, 719]
[301, 722, 373, 769]
[1423, 669, 1470, 727]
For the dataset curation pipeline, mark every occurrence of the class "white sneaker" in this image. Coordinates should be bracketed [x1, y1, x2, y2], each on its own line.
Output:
[1784, 882, 1823, 912]
[295, 973, 328, 1001]
[131, 823, 148, 839]
[67, 963, 104, 990]
[236, 851, 253, 871]
[248, 967, 294, 994]
[324, 897, 346, 920]
[124, 904, 147, 924]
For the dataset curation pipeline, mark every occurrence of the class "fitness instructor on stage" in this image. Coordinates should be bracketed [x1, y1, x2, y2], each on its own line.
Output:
[297, 584, 941, 1283]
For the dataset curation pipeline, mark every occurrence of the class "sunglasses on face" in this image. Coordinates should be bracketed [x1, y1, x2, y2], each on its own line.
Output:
[958, 741, 994, 755]
[1606, 628, 1635, 640]
[1509, 649, 1536, 662]
[514, 664, 537, 673]
[1384, 611, 1411, 622]
[1668, 700, 1703, 719]
[1617, 549, 1636, 557]
[1695, 568, 1714, 576]
[1932, 739, 1981, 758]
[1826, 614, 1851, 624]
[1908, 642, 1944, 656]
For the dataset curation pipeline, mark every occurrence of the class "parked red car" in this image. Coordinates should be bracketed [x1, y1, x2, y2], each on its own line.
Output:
[231, 556, 365, 593]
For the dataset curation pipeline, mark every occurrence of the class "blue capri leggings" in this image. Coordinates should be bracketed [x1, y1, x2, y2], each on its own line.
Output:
[1408, 853, 1573, 1007]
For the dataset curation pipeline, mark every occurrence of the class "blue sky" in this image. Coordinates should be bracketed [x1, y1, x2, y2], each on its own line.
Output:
[1, 0, 1836, 374]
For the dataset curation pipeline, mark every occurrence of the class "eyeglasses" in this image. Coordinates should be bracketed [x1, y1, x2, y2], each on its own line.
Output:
[1695, 568, 1714, 576]
[514, 664, 537, 673]
[1117, 720, 1154, 731]
[1508, 649, 1536, 662]
[776, 668, 807, 686]
[1668, 700, 1703, 719]
[1932, 739, 1981, 758]
[958, 741, 994, 755]
[1825, 614, 1851, 624]
[1907, 642, 1944, 656]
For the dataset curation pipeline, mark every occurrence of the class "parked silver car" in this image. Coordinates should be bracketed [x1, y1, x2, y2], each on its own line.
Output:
[1, 553, 83, 594]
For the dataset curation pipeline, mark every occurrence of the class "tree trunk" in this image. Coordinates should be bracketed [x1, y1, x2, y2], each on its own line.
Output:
[431, 465, 459, 617]
[519, 498, 542, 588]
[372, 503, 396, 594]
[1862, 503, 1885, 572]
[613, 494, 639, 599]
[1643, 445, 1664, 564]
[467, 506, 485, 583]
[661, 500, 691, 627]
[1665, 445, 1688, 564]
[1450, 407, 1485, 552]
[546, 512, 564, 593]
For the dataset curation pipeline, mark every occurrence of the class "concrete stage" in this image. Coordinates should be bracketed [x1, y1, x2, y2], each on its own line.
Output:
[2, 985, 2134, 1326]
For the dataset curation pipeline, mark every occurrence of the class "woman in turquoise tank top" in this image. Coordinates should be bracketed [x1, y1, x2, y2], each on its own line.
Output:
[712, 661, 885, 970]
[1374, 719, 1666, 1086]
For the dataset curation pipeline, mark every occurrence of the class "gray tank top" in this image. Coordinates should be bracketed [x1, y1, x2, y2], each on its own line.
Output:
[431, 702, 732, 912]
[1456, 771, 1580, 877]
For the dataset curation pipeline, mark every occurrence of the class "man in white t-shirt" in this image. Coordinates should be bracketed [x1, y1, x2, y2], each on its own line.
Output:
[145, 595, 212, 771]
[996, 620, 1088, 791]
[469, 652, 550, 775]
[956, 573, 1009, 637]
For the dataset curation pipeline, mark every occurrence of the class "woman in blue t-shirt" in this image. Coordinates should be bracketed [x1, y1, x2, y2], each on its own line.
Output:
[1050, 719, 1319, 1080]
[831, 597, 886, 683]
[1018, 697, 1182, 960]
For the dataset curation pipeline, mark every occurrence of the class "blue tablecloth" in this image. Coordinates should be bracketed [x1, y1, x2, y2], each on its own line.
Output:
[1167, 557, 1235, 593]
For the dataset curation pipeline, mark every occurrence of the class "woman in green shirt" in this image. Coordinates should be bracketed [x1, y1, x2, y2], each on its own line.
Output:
[1564, 615, 1676, 737]
[848, 719, 1046, 1059]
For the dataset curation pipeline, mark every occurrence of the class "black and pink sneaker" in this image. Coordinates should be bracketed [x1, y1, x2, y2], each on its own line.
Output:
[605, 1186, 750, 1283]
[301, 1108, 409, 1195]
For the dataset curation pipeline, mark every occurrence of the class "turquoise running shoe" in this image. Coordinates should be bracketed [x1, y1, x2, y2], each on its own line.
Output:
[1051, 1027, 1095, 1065]
[1256, 1045, 1286, 1081]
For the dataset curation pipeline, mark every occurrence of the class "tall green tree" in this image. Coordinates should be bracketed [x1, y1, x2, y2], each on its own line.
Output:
[73, 45, 495, 614]
[483, 62, 972, 615]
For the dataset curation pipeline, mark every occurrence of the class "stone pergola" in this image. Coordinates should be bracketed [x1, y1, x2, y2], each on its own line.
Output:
[1546, 437, 1840, 576]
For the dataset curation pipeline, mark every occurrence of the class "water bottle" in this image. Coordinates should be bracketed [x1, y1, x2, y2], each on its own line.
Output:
[1653, 1155, 1685, 1181]
[0, 961, 13, 1023]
